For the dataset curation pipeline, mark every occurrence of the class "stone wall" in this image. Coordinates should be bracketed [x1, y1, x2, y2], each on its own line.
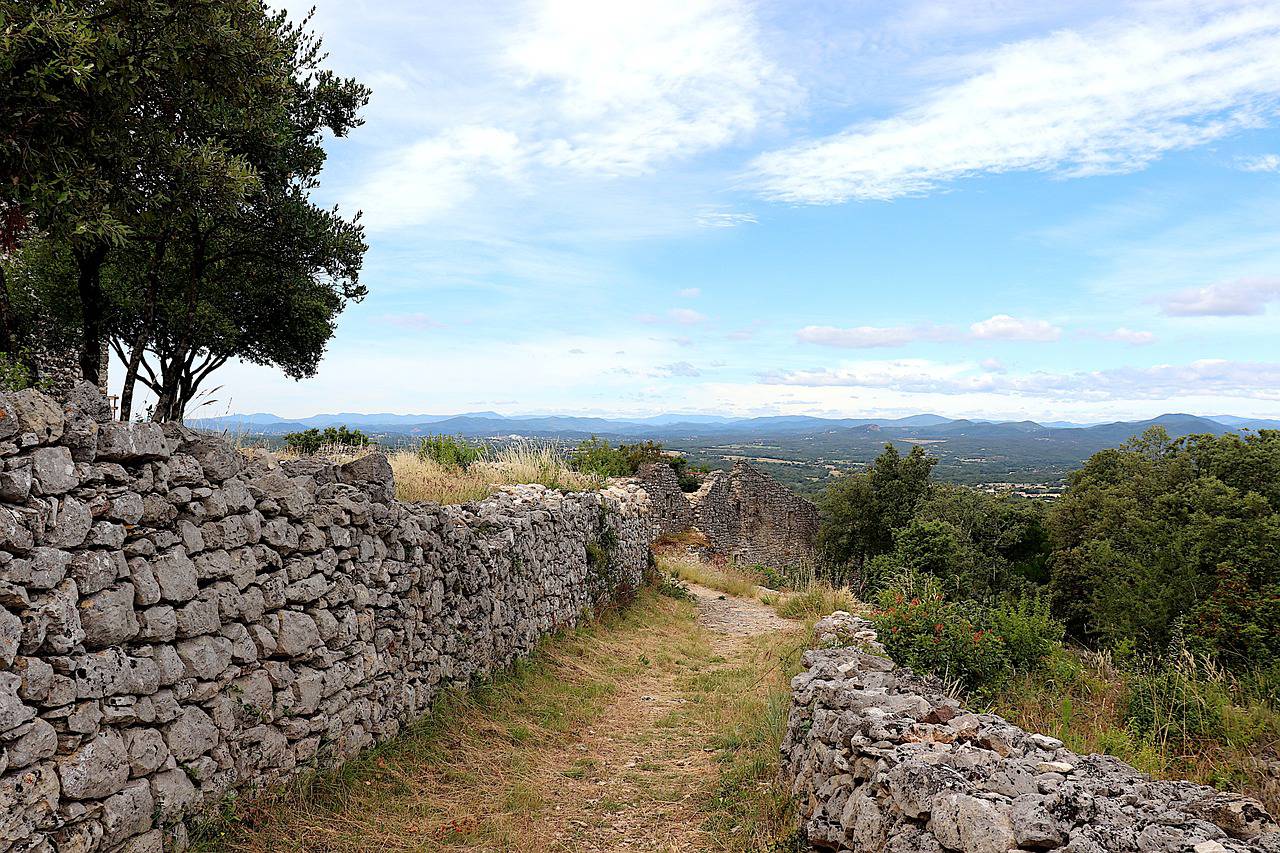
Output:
[30, 332, 109, 400]
[0, 385, 656, 853]
[633, 462, 693, 538]
[689, 461, 819, 569]
[782, 612, 1280, 853]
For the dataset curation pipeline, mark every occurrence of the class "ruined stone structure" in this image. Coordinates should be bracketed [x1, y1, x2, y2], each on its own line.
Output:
[636, 459, 819, 569]
[28, 326, 109, 400]
[689, 461, 819, 569]
[783, 612, 1280, 853]
[0, 384, 655, 852]
[633, 462, 694, 538]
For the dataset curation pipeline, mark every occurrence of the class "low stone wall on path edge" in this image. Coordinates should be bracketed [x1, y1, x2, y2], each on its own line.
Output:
[782, 612, 1280, 853]
[0, 384, 656, 852]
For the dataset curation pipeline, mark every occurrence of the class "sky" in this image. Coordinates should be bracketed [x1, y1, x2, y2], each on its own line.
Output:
[132, 0, 1280, 422]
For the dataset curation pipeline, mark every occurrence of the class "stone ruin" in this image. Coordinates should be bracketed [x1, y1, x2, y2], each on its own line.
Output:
[0, 384, 656, 852]
[636, 459, 820, 570]
[783, 612, 1280, 853]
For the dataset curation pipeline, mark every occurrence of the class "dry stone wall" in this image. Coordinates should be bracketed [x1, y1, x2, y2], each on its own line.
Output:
[689, 461, 819, 569]
[0, 385, 655, 853]
[783, 612, 1280, 853]
[633, 462, 694, 538]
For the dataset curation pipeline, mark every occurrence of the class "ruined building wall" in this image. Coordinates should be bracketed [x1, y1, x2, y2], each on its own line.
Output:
[633, 462, 694, 538]
[0, 384, 656, 853]
[689, 461, 819, 569]
[783, 612, 1280, 853]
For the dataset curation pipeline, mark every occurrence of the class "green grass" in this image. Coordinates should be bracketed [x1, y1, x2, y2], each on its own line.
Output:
[190, 584, 814, 853]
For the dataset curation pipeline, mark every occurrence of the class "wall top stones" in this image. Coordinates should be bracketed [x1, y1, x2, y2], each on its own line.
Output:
[783, 612, 1280, 853]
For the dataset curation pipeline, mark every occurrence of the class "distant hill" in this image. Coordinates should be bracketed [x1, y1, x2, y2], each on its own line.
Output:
[193, 407, 1274, 490]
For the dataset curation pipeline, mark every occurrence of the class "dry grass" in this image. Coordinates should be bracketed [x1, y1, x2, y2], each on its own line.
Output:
[190, 588, 810, 852]
[991, 648, 1280, 815]
[659, 551, 765, 600]
[274, 442, 601, 505]
[773, 584, 859, 620]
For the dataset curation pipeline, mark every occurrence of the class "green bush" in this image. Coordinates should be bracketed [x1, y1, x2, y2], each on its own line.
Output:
[870, 587, 1011, 694]
[283, 426, 373, 455]
[986, 594, 1064, 674]
[417, 434, 485, 469]
[568, 437, 703, 489]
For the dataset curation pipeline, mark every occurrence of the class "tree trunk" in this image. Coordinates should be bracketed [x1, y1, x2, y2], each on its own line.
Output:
[117, 334, 146, 421]
[73, 241, 110, 385]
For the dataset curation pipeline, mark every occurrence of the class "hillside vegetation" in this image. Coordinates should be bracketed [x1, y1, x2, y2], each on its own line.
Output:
[816, 428, 1280, 812]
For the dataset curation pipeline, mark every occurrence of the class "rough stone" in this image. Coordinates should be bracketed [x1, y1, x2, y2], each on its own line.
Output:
[57, 729, 130, 800]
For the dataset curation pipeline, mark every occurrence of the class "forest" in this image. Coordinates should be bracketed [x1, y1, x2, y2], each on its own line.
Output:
[817, 426, 1280, 807]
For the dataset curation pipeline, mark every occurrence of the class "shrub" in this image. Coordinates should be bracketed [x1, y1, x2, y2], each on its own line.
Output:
[417, 434, 485, 469]
[283, 426, 372, 455]
[568, 437, 702, 488]
[870, 589, 1011, 694]
[986, 594, 1065, 674]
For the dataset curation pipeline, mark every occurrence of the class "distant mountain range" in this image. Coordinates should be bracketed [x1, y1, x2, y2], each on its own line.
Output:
[191, 410, 1280, 440]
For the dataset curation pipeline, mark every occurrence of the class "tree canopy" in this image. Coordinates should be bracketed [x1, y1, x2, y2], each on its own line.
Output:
[1, 0, 368, 418]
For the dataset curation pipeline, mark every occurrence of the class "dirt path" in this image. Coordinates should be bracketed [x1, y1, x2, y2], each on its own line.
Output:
[531, 587, 797, 852]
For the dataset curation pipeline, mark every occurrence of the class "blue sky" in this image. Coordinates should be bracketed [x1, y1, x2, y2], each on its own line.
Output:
[160, 0, 1280, 421]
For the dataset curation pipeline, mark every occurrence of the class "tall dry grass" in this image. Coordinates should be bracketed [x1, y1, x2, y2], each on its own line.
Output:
[388, 443, 601, 504]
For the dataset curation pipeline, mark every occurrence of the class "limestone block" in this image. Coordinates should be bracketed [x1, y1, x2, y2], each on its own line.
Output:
[57, 729, 130, 800]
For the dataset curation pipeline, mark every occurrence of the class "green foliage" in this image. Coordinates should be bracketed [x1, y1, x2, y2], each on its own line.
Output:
[1048, 427, 1280, 671]
[870, 586, 1012, 694]
[0, 350, 39, 391]
[870, 575, 1063, 695]
[817, 443, 937, 584]
[656, 572, 695, 602]
[1, 0, 368, 415]
[417, 434, 485, 469]
[283, 426, 372, 455]
[568, 437, 702, 488]
[986, 594, 1065, 674]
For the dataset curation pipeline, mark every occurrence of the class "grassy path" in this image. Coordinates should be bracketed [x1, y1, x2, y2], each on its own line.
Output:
[198, 585, 808, 852]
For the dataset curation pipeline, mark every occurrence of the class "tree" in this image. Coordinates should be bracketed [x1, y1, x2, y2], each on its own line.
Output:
[817, 443, 936, 583]
[1048, 427, 1280, 670]
[1, 0, 273, 382]
[103, 9, 368, 421]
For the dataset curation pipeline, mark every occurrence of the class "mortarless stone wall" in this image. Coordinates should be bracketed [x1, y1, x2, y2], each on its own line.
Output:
[688, 461, 819, 569]
[783, 612, 1280, 853]
[0, 384, 655, 853]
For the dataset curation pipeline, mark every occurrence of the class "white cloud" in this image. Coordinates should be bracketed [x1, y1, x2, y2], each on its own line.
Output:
[796, 324, 952, 348]
[507, 0, 794, 175]
[696, 210, 758, 227]
[969, 314, 1061, 341]
[1161, 276, 1280, 315]
[1097, 327, 1157, 345]
[353, 127, 525, 230]
[752, 5, 1280, 203]
[765, 358, 1280, 402]
[1237, 153, 1280, 172]
[667, 308, 707, 325]
[678, 287, 702, 298]
[660, 361, 702, 377]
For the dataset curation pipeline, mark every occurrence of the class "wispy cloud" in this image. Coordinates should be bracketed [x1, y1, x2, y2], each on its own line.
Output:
[797, 324, 954, 348]
[659, 361, 702, 377]
[506, 0, 794, 175]
[1237, 153, 1280, 172]
[1160, 276, 1280, 316]
[752, 5, 1280, 203]
[797, 315, 1060, 347]
[667, 308, 707, 325]
[696, 210, 758, 227]
[969, 314, 1061, 341]
[677, 287, 702, 298]
[1091, 327, 1157, 345]
[765, 358, 1280, 401]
